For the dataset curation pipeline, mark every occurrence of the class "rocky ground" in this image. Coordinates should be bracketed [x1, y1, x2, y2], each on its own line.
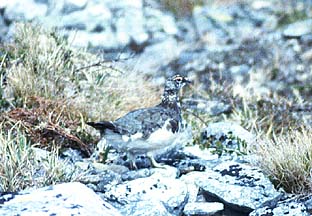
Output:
[1, 0, 312, 215]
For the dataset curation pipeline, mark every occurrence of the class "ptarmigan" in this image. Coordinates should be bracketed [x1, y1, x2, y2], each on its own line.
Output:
[87, 74, 191, 169]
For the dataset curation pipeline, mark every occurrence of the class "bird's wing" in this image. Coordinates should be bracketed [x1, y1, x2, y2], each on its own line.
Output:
[114, 107, 180, 138]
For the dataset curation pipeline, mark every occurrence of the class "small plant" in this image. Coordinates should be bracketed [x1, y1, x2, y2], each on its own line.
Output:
[200, 132, 248, 157]
[277, 9, 309, 27]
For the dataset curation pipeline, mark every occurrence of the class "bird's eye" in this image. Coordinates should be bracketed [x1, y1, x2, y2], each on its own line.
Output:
[175, 77, 182, 82]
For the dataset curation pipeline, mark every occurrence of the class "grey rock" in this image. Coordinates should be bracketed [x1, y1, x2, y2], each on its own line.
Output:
[105, 174, 189, 215]
[121, 168, 152, 181]
[61, 148, 84, 162]
[229, 64, 251, 83]
[250, 194, 309, 216]
[60, 3, 112, 31]
[183, 98, 232, 116]
[183, 145, 219, 161]
[123, 200, 171, 216]
[2, 0, 179, 52]
[283, 19, 312, 38]
[0, 182, 122, 216]
[62, 0, 88, 14]
[4, 0, 47, 21]
[0, 16, 7, 41]
[130, 37, 182, 75]
[145, 8, 178, 36]
[303, 195, 312, 212]
[183, 202, 224, 216]
[67, 30, 119, 49]
[78, 165, 122, 192]
[115, 6, 148, 47]
[181, 161, 281, 213]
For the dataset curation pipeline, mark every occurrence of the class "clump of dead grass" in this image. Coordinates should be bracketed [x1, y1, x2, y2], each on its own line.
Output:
[2, 96, 93, 156]
[256, 128, 312, 194]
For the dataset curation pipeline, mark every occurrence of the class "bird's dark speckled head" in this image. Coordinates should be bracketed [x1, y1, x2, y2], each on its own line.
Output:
[161, 74, 191, 106]
[164, 74, 191, 92]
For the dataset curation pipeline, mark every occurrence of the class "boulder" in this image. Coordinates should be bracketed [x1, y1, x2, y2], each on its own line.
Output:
[283, 19, 312, 38]
[104, 173, 189, 215]
[250, 194, 309, 216]
[181, 160, 281, 214]
[0, 182, 121, 216]
[183, 202, 224, 216]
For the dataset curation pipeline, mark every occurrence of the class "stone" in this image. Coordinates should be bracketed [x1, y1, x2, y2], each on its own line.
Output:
[61, 148, 84, 162]
[78, 167, 122, 192]
[4, 0, 47, 21]
[123, 200, 171, 216]
[183, 98, 232, 116]
[229, 64, 251, 83]
[302, 48, 312, 61]
[283, 19, 312, 38]
[60, 3, 112, 31]
[130, 37, 182, 75]
[62, 0, 88, 14]
[183, 202, 224, 216]
[181, 160, 281, 214]
[121, 168, 152, 181]
[67, 31, 119, 49]
[250, 194, 309, 216]
[0, 16, 7, 41]
[104, 175, 189, 215]
[0, 182, 122, 216]
[183, 145, 218, 161]
[251, 1, 273, 9]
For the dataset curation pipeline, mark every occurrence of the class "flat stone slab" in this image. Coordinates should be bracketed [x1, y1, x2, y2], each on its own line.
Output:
[0, 182, 121, 216]
[181, 160, 281, 213]
[183, 202, 224, 216]
[105, 174, 188, 215]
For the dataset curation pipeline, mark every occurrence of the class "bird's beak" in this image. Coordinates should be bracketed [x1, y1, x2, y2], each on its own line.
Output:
[184, 77, 192, 85]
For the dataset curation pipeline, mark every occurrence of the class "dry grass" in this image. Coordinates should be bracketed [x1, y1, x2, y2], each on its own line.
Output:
[2, 96, 93, 156]
[159, 0, 204, 16]
[256, 128, 312, 194]
[4, 23, 160, 122]
[0, 122, 76, 192]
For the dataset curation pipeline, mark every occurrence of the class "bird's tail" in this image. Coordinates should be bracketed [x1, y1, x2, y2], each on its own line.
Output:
[86, 121, 116, 131]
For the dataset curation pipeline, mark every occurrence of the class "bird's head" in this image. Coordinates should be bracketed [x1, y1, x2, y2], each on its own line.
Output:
[164, 74, 191, 92]
[161, 74, 191, 106]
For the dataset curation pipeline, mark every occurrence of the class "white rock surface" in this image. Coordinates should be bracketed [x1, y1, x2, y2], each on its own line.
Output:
[105, 174, 189, 215]
[181, 161, 281, 213]
[183, 202, 224, 216]
[0, 182, 121, 216]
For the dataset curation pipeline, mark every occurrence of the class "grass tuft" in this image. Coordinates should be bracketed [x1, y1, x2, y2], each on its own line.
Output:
[0, 122, 75, 192]
[256, 128, 312, 194]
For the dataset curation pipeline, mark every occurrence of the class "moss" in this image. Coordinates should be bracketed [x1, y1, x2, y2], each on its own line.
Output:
[277, 9, 308, 27]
